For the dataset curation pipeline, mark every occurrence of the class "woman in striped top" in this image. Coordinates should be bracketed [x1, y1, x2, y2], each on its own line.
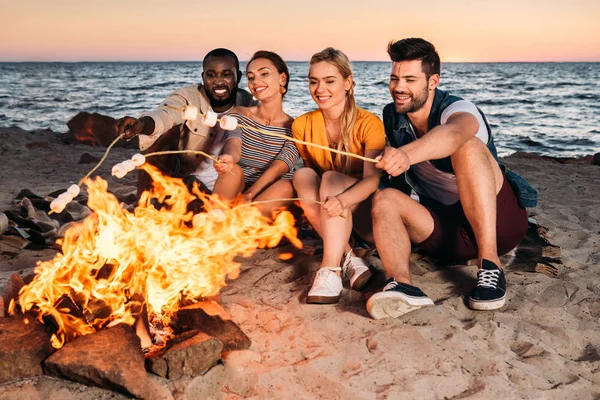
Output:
[214, 51, 301, 217]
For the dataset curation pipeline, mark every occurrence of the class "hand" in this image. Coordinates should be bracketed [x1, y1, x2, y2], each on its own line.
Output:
[113, 116, 145, 139]
[242, 191, 253, 202]
[322, 195, 345, 218]
[375, 146, 410, 177]
[214, 154, 234, 174]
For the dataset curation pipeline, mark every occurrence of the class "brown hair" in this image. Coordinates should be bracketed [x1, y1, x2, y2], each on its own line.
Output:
[248, 50, 290, 97]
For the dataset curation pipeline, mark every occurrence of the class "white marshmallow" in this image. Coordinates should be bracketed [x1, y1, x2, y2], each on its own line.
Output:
[183, 105, 199, 120]
[67, 184, 80, 197]
[220, 115, 238, 131]
[111, 164, 127, 178]
[58, 192, 74, 203]
[192, 213, 207, 228]
[131, 153, 146, 166]
[50, 198, 67, 214]
[122, 160, 136, 172]
[201, 110, 218, 127]
[207, 209, 226, 223]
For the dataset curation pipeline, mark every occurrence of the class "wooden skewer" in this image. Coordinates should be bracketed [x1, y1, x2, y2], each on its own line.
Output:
[144, 150, 220, 164]
[160, 104, 380, 164]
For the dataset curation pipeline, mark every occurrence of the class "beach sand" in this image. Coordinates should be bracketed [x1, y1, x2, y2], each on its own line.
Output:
[0, 127, 599, 399]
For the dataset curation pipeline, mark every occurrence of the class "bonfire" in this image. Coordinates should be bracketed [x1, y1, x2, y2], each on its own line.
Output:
[13, 163, 301, 349]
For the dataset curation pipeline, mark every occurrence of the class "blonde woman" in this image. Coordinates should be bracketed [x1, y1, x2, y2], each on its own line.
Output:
[292, 48, 386, 303]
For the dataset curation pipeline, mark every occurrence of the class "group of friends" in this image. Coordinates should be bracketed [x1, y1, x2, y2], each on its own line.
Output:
[114, 38, 536, 320]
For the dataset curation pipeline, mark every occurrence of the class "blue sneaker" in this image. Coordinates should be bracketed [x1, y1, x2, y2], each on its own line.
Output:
[469, 260, 507, 310]
[366, 279, 434, 319]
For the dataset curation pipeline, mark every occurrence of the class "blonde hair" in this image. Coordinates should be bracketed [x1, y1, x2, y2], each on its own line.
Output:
[309, 47, 358, 174]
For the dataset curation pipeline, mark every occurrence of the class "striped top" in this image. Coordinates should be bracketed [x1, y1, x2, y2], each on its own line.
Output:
[225, 113, 301, 189]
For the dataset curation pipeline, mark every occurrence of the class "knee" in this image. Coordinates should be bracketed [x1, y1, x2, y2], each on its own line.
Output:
[452, 137, 489, 163]
[292, 167, 317, 187]
[372, 189, 405, 218]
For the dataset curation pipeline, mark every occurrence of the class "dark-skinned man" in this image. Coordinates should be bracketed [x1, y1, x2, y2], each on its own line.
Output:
[113, 48, 257, 198]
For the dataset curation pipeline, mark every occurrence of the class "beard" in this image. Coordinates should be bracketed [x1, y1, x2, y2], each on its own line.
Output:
[204, 86, 238, 109]
[394, 85, 429, 114]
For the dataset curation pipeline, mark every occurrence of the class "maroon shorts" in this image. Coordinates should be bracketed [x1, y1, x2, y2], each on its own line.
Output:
[416, 175, 529, 263]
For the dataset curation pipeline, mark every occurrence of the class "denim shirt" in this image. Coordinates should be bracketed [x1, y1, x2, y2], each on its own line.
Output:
[382, 88, 538, 208]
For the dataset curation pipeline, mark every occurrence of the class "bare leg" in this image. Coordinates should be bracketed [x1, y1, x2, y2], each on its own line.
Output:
[292, 168, 323, 236]
[319, 171, 359, 269]
[212, 164, 245, 201]
[252, 178, 296, 217]
[371, 189, 434, 284]
[451, 138, 504, 268]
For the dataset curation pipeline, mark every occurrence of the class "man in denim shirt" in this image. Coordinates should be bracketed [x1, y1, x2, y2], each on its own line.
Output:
[367, 38, 533, 319]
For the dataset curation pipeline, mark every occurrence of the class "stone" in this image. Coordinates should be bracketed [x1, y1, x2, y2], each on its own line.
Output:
[66, 112, 119, 147]
[78, 152, 101, 164]
[2, 273, 25, 311]
[0, 211, 8, 235]
[174, 302, 251, 352]
[43, 324, 169, 399]
[0, 316, 54, 383]
[145, 331, 223, 379]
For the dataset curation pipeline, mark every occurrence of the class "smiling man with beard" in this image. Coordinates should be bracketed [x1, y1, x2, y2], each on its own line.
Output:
[114, 48, 257, 198]
[367, 38, 537, 319]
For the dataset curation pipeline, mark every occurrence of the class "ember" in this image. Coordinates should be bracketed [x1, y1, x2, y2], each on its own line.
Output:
[15, 163, 301, 348]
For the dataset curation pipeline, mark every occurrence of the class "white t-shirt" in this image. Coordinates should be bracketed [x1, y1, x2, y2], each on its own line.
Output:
[190, 109, 231, 191]
[406, 100, 489, 205]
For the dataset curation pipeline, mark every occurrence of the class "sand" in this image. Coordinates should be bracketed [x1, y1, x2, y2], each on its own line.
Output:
[0, 127, 599, 399]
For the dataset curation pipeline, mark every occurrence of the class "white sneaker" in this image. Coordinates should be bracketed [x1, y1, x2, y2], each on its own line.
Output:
[342, 251, 373, 291]
[307, 267, 343, 304]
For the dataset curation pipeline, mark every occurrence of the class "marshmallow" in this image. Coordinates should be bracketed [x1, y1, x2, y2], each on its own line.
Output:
[207, 209, 226, 223]
[192, 213, 207, 228]
[131, 153, 146, 167]
[220, 115, 238, 131]
[50, 198, 67, 214]
[201, 110, 218, 127]
[111, 164, 127, 179]
[58, 192, 74, 203]
[122, 160, 136, 172]
[183, 105, 199, 120]
[67, 184, 80, 197]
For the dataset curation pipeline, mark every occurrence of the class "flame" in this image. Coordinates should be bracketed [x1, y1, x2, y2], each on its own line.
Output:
[16, 164, 300, 348]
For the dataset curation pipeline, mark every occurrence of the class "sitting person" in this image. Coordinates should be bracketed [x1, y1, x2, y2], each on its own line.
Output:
[367, 38, 535, 319]
[113, 48, 257, 198]
[292, 47, 386, 304]
[214, 51, 301, 216]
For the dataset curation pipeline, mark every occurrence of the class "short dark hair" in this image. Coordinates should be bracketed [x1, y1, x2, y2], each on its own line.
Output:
[203, 48, 240, 71]
[387, 38, 440, 79]
[248, 50, 290, 97]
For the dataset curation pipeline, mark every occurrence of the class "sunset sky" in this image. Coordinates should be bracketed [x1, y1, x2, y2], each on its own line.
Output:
[2, 0, 599, 62]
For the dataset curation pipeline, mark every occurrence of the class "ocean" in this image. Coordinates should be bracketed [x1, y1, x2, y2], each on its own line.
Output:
[0, 61, 598, 157]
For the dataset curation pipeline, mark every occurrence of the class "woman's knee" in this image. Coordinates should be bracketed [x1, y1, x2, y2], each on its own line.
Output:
[292, 167, 319, 188]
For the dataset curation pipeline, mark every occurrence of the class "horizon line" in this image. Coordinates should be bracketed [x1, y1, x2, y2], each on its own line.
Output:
[1, 60, 599, 64]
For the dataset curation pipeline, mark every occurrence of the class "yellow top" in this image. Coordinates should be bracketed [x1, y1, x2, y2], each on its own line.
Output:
[292, 107, 386, 179]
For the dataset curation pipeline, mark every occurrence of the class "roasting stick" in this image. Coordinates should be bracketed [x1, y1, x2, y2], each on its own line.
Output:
[52, 105, 377, 214]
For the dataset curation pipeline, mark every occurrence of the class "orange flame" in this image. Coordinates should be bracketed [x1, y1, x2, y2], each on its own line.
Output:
[17, 164, 300, 348]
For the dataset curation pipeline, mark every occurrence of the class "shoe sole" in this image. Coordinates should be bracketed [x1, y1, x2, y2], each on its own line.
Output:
[350, 269, 373, 291]
[469, 296, 506, 311]
[366, 294, 434, 320]
[307, 294, 341, 304]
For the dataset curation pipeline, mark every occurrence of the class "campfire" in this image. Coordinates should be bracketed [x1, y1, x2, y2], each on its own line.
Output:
[12, 163, 301, 351]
